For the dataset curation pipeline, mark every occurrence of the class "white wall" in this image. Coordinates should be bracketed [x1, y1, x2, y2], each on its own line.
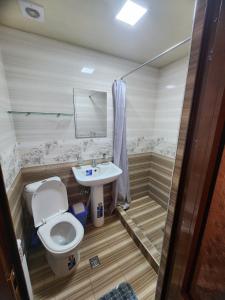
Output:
[153, 57, 189, 157]
[0, 45, 19, 190]
[0, 26, 189, 191]
[0, 26, 158, 168]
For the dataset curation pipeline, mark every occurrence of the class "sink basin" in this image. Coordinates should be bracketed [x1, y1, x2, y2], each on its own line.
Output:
[72, 162, 122, 227]
[72, 162, 122, 187]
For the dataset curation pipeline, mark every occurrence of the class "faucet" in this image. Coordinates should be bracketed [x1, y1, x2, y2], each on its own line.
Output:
[102, 153, 109, 164]
[76, 154, 83, 168]
[92, 159, 97, 167]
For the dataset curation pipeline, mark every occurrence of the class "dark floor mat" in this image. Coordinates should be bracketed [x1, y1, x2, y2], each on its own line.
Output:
[98, 282, 138, 300]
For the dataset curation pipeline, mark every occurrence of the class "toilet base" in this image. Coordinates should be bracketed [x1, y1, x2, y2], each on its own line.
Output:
[46, 249, 80, 277]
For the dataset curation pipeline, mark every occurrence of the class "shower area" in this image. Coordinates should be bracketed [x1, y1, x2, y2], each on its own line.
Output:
[115, 40, 190, 272]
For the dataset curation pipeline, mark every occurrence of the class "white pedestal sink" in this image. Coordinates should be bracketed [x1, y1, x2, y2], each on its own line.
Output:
[72, 162, 122, 227]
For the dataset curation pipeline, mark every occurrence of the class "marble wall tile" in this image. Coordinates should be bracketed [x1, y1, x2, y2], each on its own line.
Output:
[16, 137, 176, 169]
[0, 46, 18, 191]
[0, 144, 20, 191]
[153, 138, 177, 158]
[17, 138, 113, 168]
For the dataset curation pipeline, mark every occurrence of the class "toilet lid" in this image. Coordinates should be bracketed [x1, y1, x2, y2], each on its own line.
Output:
[32, 180, 68, 228]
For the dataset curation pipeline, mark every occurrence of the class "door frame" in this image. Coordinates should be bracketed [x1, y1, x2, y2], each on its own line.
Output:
[0, 0, 224, 299]
[156, 0, 225, 298]
[0, 166, 29, 299]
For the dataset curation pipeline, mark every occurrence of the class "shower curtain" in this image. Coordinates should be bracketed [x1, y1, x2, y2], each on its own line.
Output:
[111, 80, 130, 212]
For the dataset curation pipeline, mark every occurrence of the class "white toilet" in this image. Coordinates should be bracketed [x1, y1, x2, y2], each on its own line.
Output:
[23, 176, 84, 276]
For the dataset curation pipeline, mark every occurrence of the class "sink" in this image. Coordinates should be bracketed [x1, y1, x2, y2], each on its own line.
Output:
[72, 162, 122, 227]
[72, 162, 122, 187]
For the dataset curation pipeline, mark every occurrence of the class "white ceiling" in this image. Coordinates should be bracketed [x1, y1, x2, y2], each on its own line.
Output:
[0, 0, 195, 67]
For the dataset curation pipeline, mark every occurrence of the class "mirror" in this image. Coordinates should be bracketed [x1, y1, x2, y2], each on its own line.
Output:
[73, 89, 107, 138]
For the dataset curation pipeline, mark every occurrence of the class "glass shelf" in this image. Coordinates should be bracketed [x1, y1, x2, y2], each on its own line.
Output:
[7, 111, 74, 117]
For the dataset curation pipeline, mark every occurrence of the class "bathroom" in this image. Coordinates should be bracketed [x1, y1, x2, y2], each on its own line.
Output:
[0, 0, 201, 299]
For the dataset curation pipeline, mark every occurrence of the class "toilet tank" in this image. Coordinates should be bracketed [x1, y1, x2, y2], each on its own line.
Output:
[23, 176, 61, 215]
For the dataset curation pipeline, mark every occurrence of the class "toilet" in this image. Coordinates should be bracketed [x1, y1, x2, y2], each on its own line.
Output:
[23, 176, 84, 276]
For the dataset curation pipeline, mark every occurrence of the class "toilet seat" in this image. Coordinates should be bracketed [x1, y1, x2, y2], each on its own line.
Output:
[26, 177, 84, 276]
[38, 212, 84, 255]
[31, 179, 84, 255]
[32, 179, 68, 228]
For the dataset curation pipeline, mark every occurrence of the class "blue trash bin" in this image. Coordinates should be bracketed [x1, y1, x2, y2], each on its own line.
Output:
[69, 202, 88, 228]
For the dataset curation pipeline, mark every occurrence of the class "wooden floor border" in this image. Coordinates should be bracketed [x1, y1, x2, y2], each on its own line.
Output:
[116, 203, 160, 273]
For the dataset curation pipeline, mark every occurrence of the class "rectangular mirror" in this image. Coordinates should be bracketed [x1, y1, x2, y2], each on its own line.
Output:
[73, 89, 107, 138]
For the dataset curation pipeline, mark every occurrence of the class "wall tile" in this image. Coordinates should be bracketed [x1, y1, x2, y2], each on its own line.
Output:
[0, 26, 188, 187]
[0, 46, 18, 191]
[0, 144, 20, 190]
[153, 57, 189, 145]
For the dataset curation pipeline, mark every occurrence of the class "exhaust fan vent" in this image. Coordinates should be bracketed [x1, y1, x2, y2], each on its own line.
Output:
[18, 0, 44, 22]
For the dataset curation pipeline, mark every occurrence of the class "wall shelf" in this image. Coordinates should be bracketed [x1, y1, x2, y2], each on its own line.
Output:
[7, 111, 74, 117]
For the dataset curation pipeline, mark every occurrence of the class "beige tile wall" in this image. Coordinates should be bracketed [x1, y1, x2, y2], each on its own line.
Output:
[0, 27, 185, 254]
[129, 152, 174, 208]
[0, 26, 188, 191]
[153, 57, 189, 153]
[8, 152, 173, 248]
[0, 45, 19, 190]
[0, 26, 158, 147]
[149, 153, 174, 209]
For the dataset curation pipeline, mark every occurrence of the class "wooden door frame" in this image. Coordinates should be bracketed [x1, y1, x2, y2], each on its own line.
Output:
[0, 0, 224, 299]
[0, 166, 29, 299]
[156, 0, 225, 298]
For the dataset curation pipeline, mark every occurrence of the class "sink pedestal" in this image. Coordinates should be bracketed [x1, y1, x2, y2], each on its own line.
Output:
[72, 162, 122, 228]
[91, 185, 104, 227]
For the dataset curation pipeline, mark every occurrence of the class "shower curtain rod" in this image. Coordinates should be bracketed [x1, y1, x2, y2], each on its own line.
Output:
[120, 37, 191, 80]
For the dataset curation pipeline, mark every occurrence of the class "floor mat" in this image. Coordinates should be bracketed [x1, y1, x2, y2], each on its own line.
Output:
[99, 282, 138, 300]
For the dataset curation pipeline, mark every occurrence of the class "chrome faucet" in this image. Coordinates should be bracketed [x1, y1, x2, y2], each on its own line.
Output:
[92, 159, 97, 167]
[76, 154, 83, 168]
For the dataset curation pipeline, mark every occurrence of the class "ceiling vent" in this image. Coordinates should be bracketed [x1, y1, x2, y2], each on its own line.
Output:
[18, 0, 44, 22]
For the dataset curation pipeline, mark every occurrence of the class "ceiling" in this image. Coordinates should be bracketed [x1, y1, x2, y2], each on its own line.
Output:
[0, 0, 196, 67]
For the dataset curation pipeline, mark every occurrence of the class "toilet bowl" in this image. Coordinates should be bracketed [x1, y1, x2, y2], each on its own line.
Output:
[23, 177, 84, 276]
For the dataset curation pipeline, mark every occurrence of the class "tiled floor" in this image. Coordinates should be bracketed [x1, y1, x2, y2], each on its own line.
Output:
[127, 197, 167, 253]
[117, 196, 167, 270]
[29, 215, 157, 300]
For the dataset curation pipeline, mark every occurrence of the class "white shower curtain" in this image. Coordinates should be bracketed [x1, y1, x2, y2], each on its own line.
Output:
[111, 80, 130, 211]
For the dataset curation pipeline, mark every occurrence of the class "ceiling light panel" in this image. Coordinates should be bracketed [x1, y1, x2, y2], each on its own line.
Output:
[116, 0, 147, 26]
